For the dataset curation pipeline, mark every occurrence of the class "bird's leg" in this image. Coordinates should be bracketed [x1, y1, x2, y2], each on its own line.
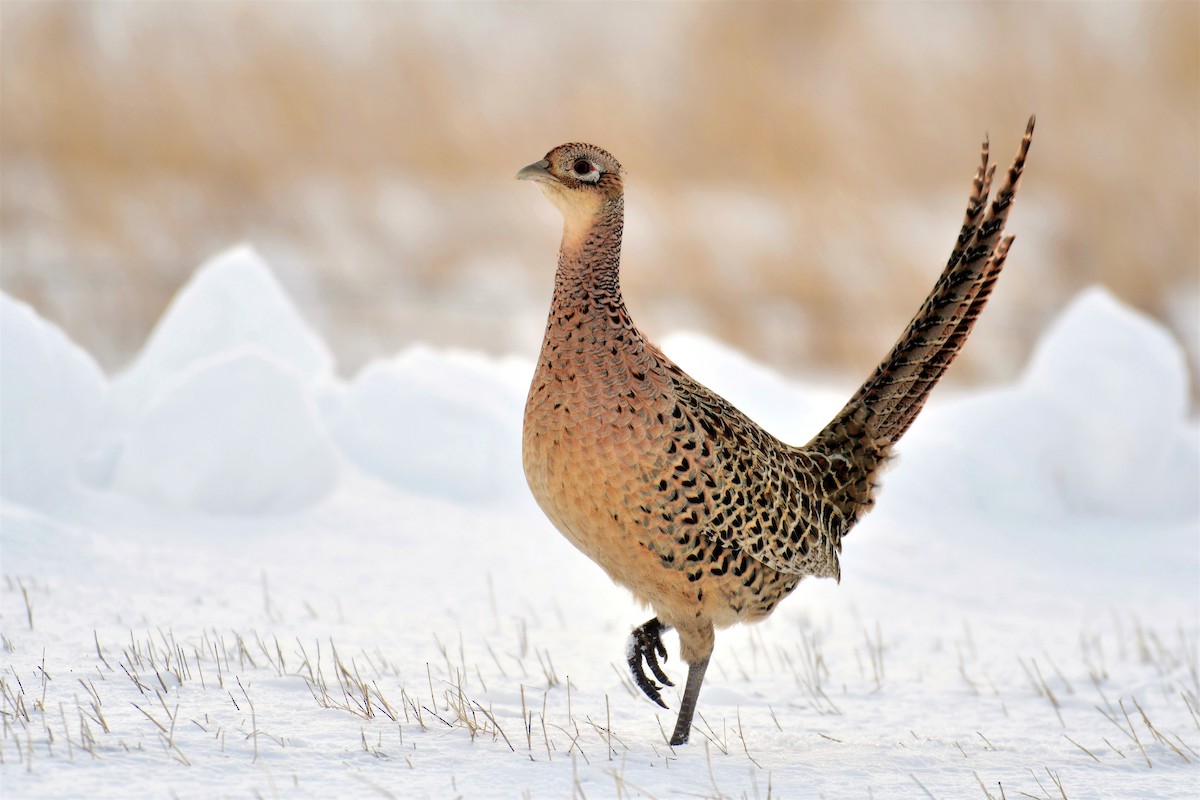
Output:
[627, 617, 674, 707]
[669, 656, 711, 746]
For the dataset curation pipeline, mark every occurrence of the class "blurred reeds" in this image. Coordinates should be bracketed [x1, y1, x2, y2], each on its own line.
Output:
[2, 1, 1196, 396]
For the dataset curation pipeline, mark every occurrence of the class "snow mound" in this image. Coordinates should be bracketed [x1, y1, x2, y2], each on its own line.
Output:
[80, 245, 342, 511]
[325, 346, 525, 504]
[110, 350, 340, 514]
[111, 245, 332, 417]
[892, 287, 1198, 520]
[0, 294, 108, 509]
[1021, 287, 1198, 516]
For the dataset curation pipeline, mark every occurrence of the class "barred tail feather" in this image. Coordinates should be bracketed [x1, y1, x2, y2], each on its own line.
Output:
[810, 115, 1035, 454]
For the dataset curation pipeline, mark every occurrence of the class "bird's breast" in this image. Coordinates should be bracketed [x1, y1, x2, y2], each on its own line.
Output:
[522, 328, 674, 561]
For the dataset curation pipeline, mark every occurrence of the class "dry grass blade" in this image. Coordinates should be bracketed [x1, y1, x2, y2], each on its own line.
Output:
[1132, 697, 1190, 763]
[909, 772, 936, 799]
[1063, 734, 1100, 763]
[735, 706, 762, 769]
[1119, 698, 1152, 768]
[973, 772, 999, 800]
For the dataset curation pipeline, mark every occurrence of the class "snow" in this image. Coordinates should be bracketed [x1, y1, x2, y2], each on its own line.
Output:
[108, 350, 341, 514]
[0, 294, 108, 511]
[1, 249, 1197, 799]
[885, 288, 1200, 525]
[1019, 288, 1197, 517]
[78, 246, 341, 510]
[111, 245, 333, 413]
[324, 346, 526, 505]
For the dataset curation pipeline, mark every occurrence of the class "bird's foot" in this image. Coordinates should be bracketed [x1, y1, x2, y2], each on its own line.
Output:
[626, 618, 674, 708]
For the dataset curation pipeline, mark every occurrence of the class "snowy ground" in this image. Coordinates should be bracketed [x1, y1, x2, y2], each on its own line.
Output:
[2, 247, 1198, 799]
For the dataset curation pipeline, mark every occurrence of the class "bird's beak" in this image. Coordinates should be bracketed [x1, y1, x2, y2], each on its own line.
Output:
[516, 159, 554, 183]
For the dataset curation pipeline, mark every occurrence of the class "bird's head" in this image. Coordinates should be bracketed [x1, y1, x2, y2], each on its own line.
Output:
[516, 143, 624, 230]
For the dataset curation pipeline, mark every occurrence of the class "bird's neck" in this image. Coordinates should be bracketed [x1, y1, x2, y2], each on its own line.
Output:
[552, 196, 626, 315]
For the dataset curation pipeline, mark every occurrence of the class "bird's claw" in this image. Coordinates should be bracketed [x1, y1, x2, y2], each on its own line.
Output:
[627, 618, 674, 708]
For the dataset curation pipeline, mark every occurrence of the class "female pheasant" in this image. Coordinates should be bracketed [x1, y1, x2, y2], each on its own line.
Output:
[518, 118, 1035, 746]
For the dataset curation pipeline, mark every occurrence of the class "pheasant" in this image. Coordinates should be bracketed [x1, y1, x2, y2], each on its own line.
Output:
[517, 117, 1035, 746]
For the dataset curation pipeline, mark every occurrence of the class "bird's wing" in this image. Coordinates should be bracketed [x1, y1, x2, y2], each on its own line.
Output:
[659, 367, 873, 579]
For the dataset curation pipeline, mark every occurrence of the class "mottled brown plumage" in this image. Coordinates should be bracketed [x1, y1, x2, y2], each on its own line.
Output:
[518, 118, 1035, 745]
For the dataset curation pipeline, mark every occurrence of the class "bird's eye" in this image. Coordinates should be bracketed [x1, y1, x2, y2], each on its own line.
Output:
[570, 159, 600, 183]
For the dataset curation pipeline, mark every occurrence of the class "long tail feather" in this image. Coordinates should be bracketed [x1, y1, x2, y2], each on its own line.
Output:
[810, 115, 1035, 452]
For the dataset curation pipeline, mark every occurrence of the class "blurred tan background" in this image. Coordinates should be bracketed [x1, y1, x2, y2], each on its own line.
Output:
[2, 1, 1197, 397]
